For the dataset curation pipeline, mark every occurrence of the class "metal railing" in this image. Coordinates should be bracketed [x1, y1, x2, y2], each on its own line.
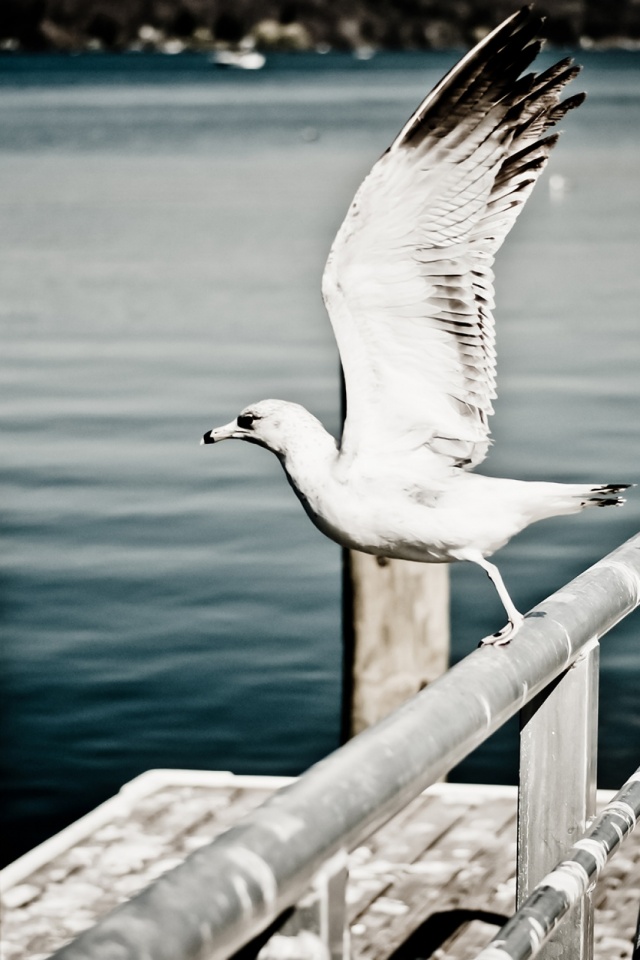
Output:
[51, 533, 640, 960]
[477, 769, 640, 960]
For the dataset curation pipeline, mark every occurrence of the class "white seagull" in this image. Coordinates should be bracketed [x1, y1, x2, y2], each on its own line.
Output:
[202, 7, 631, 645]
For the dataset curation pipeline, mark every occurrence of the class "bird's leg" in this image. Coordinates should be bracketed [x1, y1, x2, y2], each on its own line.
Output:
[468, 553, 524, 646]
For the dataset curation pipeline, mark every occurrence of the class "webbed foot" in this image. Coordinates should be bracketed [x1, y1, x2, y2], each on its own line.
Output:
[479, 613, 524, 647]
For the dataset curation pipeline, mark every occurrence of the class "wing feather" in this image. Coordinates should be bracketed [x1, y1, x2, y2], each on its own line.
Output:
[322, 7, 583, 476]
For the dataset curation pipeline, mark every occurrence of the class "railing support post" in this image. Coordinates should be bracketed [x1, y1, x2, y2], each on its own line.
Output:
[258, 851, 350, 960]
[517, 641, 599, 959]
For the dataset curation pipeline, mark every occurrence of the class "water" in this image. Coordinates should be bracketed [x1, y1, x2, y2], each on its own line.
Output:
[1, 50, 639, 866]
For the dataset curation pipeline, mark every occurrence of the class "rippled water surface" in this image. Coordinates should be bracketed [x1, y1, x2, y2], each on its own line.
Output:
[2, 50, 639, 864]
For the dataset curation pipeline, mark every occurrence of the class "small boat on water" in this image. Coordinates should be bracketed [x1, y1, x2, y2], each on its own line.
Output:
[210, 49, 266, 70]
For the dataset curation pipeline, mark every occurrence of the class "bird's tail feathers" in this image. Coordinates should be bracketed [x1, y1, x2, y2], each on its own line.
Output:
[580, 483, 634, 508]
[520, 481, 634, 524]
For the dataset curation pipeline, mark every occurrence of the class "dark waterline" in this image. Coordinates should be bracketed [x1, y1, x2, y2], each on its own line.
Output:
[1, 50, 639, 867]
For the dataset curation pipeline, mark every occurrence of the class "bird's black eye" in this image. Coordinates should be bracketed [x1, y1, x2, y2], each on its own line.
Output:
[237, 414, 255, 429]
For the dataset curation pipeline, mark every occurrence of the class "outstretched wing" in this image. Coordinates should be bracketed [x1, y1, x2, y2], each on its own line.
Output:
[322, 7, 584, 475]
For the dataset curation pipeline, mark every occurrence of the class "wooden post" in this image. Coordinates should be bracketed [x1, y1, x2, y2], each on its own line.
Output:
[342, 550, 450, 739]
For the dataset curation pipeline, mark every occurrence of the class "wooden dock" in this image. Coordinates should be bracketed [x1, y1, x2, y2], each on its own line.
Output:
[1, 771, 638, 960]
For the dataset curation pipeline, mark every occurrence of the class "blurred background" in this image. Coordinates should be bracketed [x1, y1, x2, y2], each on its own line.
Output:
[1, 0, 639, 868]
[2, 0, 640, 52]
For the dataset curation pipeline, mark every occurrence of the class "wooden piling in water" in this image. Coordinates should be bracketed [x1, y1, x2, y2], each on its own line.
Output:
[342, 551, 450, 738]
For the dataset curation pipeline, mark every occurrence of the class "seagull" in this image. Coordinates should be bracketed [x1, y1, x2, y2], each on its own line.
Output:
[202, 7, 631, 645]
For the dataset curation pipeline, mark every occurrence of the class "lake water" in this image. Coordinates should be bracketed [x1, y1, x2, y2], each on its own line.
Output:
[1, 50, 639, 866]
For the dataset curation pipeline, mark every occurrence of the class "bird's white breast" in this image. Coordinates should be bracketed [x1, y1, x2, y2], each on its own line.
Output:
[287, 460, 536, 564]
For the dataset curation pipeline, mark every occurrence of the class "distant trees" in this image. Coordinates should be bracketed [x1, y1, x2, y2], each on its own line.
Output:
[2, 0, 640, 52]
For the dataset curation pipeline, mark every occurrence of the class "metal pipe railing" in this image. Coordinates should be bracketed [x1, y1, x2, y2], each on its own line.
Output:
[475, 767, 640, 960]
[50, 533, 640, 960]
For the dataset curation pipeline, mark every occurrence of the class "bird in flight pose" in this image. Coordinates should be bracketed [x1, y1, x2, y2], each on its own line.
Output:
[202, 7, 630, 645]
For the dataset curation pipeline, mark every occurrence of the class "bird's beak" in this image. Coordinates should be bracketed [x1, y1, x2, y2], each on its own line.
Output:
[201, 420, 241, 445]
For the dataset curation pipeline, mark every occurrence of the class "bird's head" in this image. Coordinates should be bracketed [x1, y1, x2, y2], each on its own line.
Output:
[202, 399, 327, 459]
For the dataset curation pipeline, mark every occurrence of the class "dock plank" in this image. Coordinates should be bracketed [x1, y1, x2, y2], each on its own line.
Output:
[1, 772, 638, 960]
[348, 794, 471, 920]
[353, 795, 517, 960]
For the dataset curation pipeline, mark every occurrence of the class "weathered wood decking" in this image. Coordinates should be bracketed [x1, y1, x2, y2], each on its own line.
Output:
[1, 771, 638, 960]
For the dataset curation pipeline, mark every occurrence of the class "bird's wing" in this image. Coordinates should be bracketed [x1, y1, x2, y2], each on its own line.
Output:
[322, 7, 584, 475]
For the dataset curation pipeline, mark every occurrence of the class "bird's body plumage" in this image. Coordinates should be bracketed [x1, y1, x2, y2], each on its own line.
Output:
[203, 8, 631, 644]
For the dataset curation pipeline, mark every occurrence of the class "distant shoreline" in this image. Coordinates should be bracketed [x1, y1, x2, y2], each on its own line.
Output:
[2, 37, 640, 59]
[2, 1, 640, 56]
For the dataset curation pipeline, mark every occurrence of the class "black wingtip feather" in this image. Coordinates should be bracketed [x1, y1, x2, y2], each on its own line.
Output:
[550, 91, 587, 120]
[395, 6, 546, 149]
[531, 56, 577, 88]
[393, 5, 584, 155]
[386, 5, 584, 267]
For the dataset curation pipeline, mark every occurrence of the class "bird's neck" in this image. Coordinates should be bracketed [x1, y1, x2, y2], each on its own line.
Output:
[276, 420, 339, 522]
